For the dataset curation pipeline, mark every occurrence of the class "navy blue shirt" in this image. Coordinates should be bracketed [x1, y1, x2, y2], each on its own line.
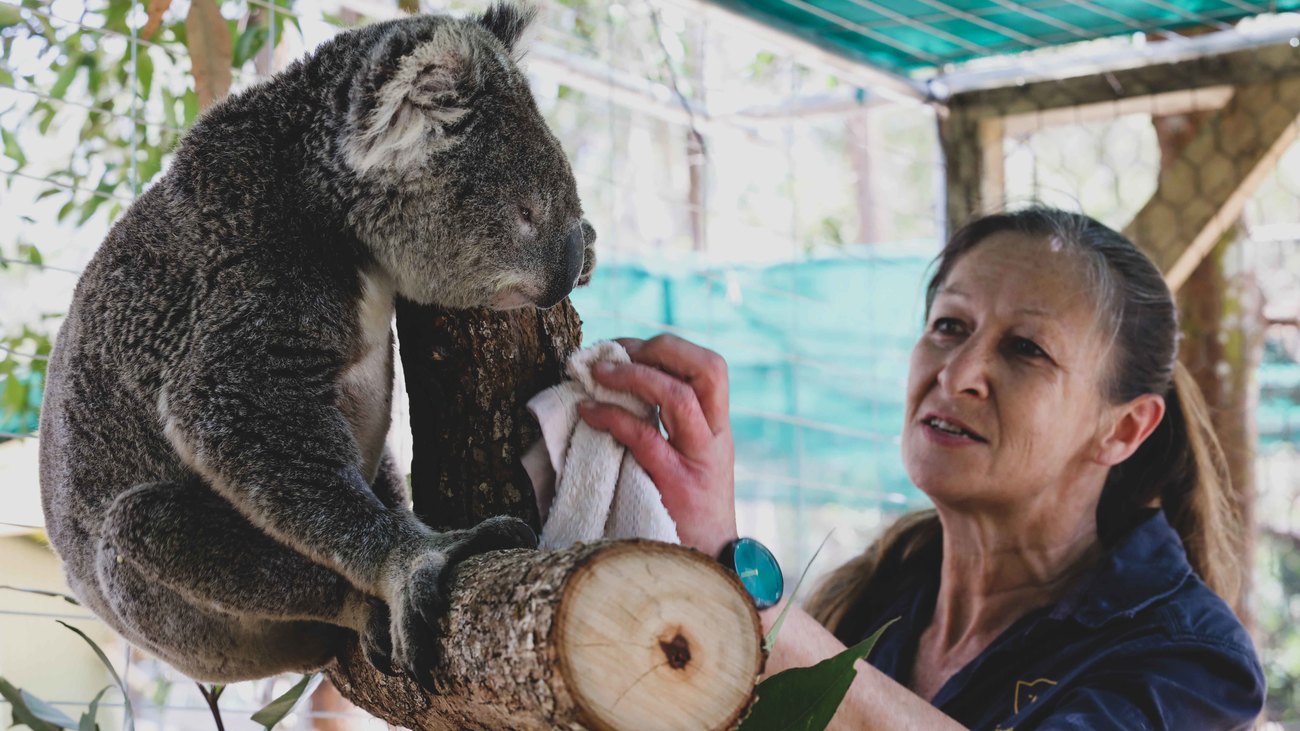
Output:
[836, 509, 1265, 730]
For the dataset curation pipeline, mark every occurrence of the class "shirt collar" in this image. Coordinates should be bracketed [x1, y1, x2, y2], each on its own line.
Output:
[1049, 508, 1193, 628]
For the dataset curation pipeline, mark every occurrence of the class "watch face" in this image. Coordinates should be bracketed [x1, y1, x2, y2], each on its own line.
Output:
[733, 538, 783, 609]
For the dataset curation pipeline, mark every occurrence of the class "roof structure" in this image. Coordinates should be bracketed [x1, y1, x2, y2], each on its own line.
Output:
[702, 0, 1300, 95]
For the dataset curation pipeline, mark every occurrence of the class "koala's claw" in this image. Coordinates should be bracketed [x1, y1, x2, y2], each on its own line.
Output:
[360, 600, 397, 676]
[387, 516, 539, 688]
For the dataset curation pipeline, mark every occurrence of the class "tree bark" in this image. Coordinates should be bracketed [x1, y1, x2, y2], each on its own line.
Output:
[329, 541, 762, 731]
[325, 300, 763, 729]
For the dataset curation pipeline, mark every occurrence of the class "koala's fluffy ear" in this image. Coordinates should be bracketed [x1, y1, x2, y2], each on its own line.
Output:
[345, 29, 478, 174]
[477, 3, 538, 58]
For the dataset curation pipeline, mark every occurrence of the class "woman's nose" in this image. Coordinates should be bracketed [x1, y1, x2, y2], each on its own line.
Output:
[938, 340, 990, 399]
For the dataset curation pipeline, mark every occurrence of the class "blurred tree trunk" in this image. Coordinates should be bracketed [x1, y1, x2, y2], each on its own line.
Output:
[1153, 111, 1264, 623]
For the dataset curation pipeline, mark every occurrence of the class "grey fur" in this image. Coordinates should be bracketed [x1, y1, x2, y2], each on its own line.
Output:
[38, 2, 593, 685]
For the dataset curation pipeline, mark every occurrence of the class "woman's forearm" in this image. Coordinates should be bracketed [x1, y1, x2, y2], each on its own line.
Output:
[759, 602, 967, 731]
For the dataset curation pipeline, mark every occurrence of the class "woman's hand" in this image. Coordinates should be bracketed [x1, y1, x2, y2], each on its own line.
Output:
[577, 334, 739, 557]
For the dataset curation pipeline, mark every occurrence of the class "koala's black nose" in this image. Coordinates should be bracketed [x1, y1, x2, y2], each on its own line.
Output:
[537, 223, 586, 309]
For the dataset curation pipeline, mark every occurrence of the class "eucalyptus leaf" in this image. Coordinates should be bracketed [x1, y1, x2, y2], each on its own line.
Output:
[0, 678, 62, 731]
[56, 622, 134, 731]
[739, 619, 897, 731]
[79, 686, 111, 731]
[765, 532, 833, 653]
[251, 674, 320, 729]
[22, 689, 79, 728]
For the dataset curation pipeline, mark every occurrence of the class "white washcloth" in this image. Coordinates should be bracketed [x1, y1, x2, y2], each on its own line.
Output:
[522, 341, 679, 550]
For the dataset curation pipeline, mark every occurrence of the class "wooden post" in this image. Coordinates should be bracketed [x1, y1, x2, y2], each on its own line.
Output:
[939, 103, 1004, 236]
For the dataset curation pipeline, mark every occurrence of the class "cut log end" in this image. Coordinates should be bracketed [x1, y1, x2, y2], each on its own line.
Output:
[556, 543, 763, 731]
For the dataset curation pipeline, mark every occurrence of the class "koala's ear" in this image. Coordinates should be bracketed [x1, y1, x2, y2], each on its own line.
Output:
[477, 2, 538, 57]
[346, 31, 477, 173]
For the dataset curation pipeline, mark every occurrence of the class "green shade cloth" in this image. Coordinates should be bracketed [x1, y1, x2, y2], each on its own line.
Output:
[703, 0, 1300, 76]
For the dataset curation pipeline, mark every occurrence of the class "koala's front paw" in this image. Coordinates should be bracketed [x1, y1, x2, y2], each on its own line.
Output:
[389, 516, 539, 691]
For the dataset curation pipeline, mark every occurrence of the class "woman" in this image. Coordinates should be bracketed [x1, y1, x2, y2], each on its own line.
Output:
[578, 208, 1265, 730]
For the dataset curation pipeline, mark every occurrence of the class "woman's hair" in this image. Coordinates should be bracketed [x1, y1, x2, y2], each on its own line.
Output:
[805, 207, 1243, 629]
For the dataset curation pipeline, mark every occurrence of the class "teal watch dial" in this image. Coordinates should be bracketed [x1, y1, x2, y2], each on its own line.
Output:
[720, 537, 783, 610]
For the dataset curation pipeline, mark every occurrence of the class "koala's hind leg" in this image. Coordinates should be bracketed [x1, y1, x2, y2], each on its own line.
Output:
[95, 481, 391, 677]
[95, 538, 349, 681]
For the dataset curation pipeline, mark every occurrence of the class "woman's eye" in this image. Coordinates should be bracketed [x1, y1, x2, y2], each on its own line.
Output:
[932, 318, 965, 336]
[1012, 337, 1047, 358]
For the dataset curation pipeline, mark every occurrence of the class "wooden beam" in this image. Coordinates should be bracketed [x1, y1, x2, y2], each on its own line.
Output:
[950, 43, 1300, 121]
[1124, 76, 1300, 291]
[939, 105, 1004, 235]
[1001, 87, 1233, 138]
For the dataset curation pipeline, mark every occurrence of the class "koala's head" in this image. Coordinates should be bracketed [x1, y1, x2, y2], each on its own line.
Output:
[341, 3, 593, 309]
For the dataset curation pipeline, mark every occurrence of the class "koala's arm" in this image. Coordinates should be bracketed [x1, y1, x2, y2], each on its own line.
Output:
[159, 280, 426, 597]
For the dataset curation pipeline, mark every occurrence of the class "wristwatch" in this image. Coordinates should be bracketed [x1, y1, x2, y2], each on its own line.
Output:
[718, 537, 784, 610]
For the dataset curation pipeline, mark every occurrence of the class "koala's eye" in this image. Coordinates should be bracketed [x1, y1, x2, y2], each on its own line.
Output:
[519, 205, 535, 226]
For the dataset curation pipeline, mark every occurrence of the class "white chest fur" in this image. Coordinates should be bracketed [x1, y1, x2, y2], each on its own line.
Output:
[340, 270, 396, 483]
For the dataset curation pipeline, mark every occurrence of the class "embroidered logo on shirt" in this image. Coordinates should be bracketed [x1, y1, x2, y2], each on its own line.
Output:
[1013, 677, 1058, 714]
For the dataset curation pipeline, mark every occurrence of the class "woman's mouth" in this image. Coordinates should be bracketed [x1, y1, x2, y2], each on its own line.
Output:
[920, 415, 987, 443]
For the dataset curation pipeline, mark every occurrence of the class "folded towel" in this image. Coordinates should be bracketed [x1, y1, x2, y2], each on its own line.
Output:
[522, 341, 679, 550]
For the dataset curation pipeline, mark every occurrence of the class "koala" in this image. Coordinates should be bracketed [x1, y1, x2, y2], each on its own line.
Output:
[38, 3, 595, 687]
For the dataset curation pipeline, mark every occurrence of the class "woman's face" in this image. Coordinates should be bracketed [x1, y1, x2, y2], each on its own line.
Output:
[901, 230, 1116, 510]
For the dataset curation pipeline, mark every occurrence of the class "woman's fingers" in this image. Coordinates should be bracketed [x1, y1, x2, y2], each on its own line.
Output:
[616, 335, 730, 434]
[591, 361, 714, 455]
[577, 401, 686, 495]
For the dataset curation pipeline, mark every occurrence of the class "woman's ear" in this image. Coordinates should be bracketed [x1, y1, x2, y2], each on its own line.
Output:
[1096, 393, 1166, 466]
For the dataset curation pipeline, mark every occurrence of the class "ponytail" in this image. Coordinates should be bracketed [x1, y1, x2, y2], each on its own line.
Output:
[805, 510, 941, 633]
[1157, 363, 1243, 607]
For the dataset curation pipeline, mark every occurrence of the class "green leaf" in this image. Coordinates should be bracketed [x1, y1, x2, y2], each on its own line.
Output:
[56, 622, 134, 731]
[738, 619, 897, 731]
[0, 67, 15, 87]
[20, 243, 42, 265]
[232, 25, 267, 68]
[1, 127, 27, 169]
[50, 51, 83, 99]
[135, 50, 153, 100]
[0, 6, 21, 29]
[56, 199, 75, 222]
[765, 533, 833, 653]
[79, 686, 111, 731]
[0, 678, 61, 731]
[22, 689, 79, 728]
[181, 89, 199, 127]
[251, 674, 319, 729]
[76, 195, 106, 226]
[0, 585, 79, 605]
[105, 0, 131, 33]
